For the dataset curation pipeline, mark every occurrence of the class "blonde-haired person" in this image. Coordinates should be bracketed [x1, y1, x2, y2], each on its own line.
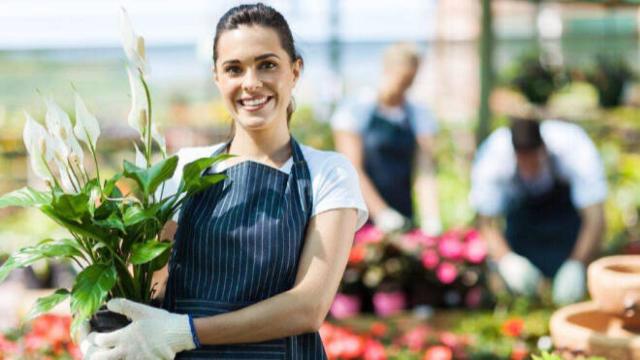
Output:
[80, 3, 367, 359]
[331, 42, 441, 235]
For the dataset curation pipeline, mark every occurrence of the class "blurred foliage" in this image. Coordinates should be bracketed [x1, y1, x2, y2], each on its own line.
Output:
[501, 52, 568, 105]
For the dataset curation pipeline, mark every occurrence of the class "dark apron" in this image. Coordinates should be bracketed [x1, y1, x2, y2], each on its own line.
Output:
[164, 137, 326, 359]
[505, 158, 581, 277]
[362, 104, 417, 220]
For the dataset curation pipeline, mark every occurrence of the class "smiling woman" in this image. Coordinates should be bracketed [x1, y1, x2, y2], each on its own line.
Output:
[81, 3, 368, 360]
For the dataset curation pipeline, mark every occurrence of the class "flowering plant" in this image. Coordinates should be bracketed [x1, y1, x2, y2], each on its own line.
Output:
[333, 226, 489, 318]
[0, 9, 227, 333]
[0, 314, 80, 359]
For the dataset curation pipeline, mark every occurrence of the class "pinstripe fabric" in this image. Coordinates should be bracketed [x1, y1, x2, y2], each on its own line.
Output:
[164, 138, 327, 359]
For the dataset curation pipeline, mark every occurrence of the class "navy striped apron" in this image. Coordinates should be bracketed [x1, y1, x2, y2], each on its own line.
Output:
[164, 137, 327, 359]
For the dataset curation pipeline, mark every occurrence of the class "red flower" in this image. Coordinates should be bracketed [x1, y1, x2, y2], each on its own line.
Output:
[436, 262, 458, 284]
[501, 318, 525, 338]
[325, 330, 365, 360]
[348, 244, 367, 266]
[401, 325, 430, 351]
[369, 321, 388, 338]
[510, 342, 529, 360]
[423, 345, 453, 360]
[364, 338, 387, 360]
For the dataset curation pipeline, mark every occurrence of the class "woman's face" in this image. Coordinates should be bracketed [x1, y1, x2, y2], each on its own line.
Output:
[214, 25, 301, 132]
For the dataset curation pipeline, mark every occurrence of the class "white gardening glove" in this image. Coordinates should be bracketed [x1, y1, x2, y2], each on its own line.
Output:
[373, 208, 408, 233]
[420, 216, 442, 236]
[87, 298, 196, 360]
[497, 252, 543, 296]
[71, 318, 101, 359]
[552, 259, 586, 306]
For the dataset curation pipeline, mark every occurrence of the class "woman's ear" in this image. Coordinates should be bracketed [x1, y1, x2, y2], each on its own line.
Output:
[212, 65, 219, 84]
[291, 58, 302, 85]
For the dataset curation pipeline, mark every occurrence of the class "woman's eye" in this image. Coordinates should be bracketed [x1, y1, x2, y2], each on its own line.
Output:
[224, 66, 242, 75]
[260, 61, 277, 70]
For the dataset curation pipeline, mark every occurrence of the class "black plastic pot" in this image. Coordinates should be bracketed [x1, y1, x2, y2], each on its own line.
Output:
[90, 306, 131, 333]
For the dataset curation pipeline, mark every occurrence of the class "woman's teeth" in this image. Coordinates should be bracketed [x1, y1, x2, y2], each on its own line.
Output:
[241, 97, 268, 106]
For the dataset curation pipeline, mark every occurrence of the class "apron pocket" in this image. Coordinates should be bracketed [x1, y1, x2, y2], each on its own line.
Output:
[175, 298, 287, 359]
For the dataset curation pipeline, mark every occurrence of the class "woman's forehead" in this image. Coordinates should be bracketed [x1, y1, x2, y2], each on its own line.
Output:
[216, 26, 286, 62]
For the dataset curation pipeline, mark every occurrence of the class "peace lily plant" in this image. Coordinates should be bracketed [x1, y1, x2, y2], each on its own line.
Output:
[0, 9, 227, 333]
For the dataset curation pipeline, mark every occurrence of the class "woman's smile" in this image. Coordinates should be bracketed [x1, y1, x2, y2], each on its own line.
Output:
[237, 95, 274, 112]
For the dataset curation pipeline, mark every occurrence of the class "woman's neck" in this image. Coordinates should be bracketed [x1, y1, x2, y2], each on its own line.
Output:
[378, 90, 404, 108]
[228, 123, 292, 167]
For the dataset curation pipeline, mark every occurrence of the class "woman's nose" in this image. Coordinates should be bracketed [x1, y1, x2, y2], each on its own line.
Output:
[242, 69, 263, 91]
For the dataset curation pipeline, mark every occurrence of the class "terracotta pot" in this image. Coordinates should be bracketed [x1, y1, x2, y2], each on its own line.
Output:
[588, 255, 640, 319]
[550, 301, 640, 360]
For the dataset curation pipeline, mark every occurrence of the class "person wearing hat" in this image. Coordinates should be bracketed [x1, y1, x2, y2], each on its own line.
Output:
[331, 42, 441, 235]
[470, 117, 607, 305]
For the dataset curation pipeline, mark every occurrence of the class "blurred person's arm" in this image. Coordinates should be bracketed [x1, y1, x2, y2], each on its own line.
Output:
[414, 134, 441, 235]
[570, 203, 605, 263]
[478, 216, 511, 260]
[333, 130, 389, 219]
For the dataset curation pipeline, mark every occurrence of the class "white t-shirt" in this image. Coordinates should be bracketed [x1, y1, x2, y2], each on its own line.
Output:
[470, 120, 607, 217]
[162, 143, 369, 229]
[330, 92, 438, 136]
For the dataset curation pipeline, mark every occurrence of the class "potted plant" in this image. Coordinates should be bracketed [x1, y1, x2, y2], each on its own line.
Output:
[586, 54, 635, 108]
[0, 9, 228, 334]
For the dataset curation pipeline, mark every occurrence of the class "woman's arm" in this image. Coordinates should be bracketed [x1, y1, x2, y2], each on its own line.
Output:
[414, 135, 441, 234]
[570, 203, 605, 263]
[193, 208, 358, 345]
[333, 130, 388, 219]
[150, 220, 178, 300]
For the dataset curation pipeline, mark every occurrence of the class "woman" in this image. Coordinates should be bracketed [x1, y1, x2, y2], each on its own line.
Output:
[331, 43, 441, 235]
[82, 3, 367, 359]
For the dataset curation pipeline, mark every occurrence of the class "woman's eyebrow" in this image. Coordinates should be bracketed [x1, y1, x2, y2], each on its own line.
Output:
[221, 53, 279, 67]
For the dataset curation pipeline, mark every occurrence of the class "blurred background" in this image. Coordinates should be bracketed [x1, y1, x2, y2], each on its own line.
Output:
[0, 0, 639, 359]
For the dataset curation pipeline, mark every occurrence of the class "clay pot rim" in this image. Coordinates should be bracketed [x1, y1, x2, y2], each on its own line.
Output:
[550, 301, 640, 348]
[589, 256, 640, 287]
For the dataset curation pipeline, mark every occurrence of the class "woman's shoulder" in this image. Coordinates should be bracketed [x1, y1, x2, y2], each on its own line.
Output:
[300, 144, 354, 172]
[174, 143, 226, 165]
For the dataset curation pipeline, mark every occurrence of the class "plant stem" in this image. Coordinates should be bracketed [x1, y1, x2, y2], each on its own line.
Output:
[139, 71, 153, 168]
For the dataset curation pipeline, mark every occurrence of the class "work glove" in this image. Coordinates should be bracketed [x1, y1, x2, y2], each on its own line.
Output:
[497, 252, 543, 296]
[420, 216, 442, 236]
[71, 318, 102, 359]
[552, 259, 586, 306]
[85, 298, 197, 360]
[373, 208, 408, 234]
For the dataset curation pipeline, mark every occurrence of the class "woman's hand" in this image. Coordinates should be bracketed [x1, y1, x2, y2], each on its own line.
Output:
[85, 298, 196, 360]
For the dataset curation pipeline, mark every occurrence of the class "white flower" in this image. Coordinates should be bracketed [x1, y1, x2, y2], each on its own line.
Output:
[44, 97, 84, 166]
[22, 112, 53, 182]
[120, 8, 147, 74]
[73, 93, 101, 151]
[126, 68, 149, 141]
[134, 143, 146, 168]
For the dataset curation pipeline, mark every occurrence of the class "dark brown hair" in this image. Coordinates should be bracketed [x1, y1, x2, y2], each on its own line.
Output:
[511, 117, 544, 152]
[213, 3, 302, 126]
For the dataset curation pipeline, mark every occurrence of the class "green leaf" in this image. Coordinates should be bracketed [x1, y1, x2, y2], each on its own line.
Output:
[52, 192, 90, 222]
[25, 289, 70, 321]
[149, 242, 172, 271]
[123, 203, 161, 227]
[181, 154, 232, 192]
[71, 263, 117, 318]
[0, 239, 82, 283]
[123, 155, 178, 196]
[40, 205, 109, 241]
[0, 187, 51, 209]
[187, 174, 226, 195]
[94, 212, 126, 233]
[103, 173, 123, 197]
[130, 241, 171, 265]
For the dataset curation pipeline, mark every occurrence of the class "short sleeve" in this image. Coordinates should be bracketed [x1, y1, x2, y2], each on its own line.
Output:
[409, 104, 438, 136]
[469, 129, 514, 217]
[311, 152, 369, 230]
[330, 100, 371, 134]
[543, 122, 607, 209]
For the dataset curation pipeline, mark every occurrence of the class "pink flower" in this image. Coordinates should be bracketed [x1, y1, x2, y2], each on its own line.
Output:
[355, 225, 384, 245]
[330, 293, 361, 319]
[437, 234, 464, 260]
[436, 262, 458, 284]
[364, 338, 387, 360]
[401, 325, 430, 351]
[464, 238, 487, 264]
[423, 345, 453, 360]
[402, 229, 436, 249]
[421, 249, 440, 269]
[438, 331, 458, 349]
[463, 229, 481, 242]
[372, 291, 406, 317]
[465, 286, 483, 309]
